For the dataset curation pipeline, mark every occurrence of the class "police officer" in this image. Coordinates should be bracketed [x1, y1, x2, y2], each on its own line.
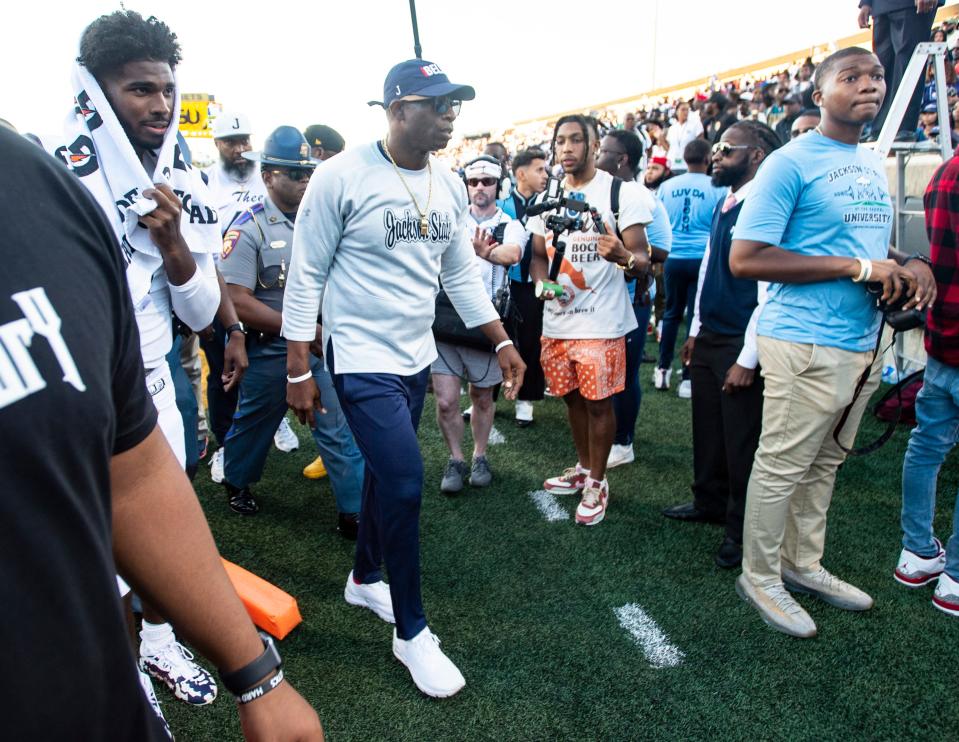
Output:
[218, 126, 363, 537]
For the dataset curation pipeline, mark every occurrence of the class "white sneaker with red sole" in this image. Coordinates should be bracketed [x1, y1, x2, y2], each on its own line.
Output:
[933, 572, 959, 617]
[575, 479, 609, 526]
[544, 465, 587, 495]
[894, 538, 946, 588]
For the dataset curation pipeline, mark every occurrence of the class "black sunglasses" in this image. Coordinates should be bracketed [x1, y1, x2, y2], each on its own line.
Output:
[467, 177, 498, 187]
[711, 142, 753, 158]
[271, 168, 313, 182]
[405, 96, 462, 116]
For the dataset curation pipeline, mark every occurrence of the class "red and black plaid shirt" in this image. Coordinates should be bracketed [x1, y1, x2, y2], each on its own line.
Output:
[924, 151, 959, 367]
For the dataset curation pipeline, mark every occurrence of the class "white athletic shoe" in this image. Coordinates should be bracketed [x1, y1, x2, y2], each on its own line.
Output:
[607, 443, 635, 469]
[209, 448, 224, 484]
[653, 367, 672, 391]
[678, 379, 692, 399]
[344, 570, 395, 623]
[273, 417, 299, 452]
[393, 627, 466, 698]
[894, 539, 946, 588]
[933, 572, 959, 617]
[515, 400, 534, 424]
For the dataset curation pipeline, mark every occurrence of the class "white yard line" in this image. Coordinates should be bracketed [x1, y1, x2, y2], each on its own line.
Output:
[488, 426, 506, 445]
[529, 490, 569, 522]
[614, 603, 685, 669]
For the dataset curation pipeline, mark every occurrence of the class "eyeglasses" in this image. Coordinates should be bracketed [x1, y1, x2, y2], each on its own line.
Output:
[271, 168, 313, 182]
[711, 142, 753, 158]
[404, 96, 462, 116]
[467, 177, 498, 187]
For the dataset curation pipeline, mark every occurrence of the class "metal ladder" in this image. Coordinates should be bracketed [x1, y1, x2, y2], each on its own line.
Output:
[874, 42, 951, 375]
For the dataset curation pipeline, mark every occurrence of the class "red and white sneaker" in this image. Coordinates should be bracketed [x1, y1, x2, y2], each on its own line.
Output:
[933, 572, 959, 617]
[575, 478, 609, 526]
[544, 464, 587, 495]
[894, 539, 946, 588]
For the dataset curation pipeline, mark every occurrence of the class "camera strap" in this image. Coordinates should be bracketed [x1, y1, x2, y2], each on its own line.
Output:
[833, 319, 900, 456]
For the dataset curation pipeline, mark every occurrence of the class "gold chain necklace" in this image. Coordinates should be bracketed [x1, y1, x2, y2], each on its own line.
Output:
[382, 138, 432, 237]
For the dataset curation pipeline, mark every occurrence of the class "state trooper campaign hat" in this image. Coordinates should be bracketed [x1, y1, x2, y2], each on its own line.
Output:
[212, 111, 252, 139]
[242, 126, 318, 168]
[368, 59, 476, 108]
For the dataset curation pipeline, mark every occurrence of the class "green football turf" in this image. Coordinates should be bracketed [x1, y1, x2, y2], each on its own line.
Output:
[168, 370, 959, 741]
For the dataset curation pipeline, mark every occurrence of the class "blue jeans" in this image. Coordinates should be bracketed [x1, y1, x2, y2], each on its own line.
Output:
[329, 341, 430, 641]
[657, 257, 701, 378]
[613, 300, 652, 446]
[223, 352, 364, 514]
[901, 356, 959, 580]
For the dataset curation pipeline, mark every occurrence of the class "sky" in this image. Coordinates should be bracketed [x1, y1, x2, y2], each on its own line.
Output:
[0, 0, 907, 150]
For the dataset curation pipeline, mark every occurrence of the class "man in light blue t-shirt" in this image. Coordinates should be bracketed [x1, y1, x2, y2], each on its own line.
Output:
[729, 47, 936, 640]
[655, 139, 725, 398]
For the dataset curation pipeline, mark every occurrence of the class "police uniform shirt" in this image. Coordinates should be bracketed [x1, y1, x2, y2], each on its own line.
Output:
[203, 162, 267, 235]
[220, 196, 293, 354]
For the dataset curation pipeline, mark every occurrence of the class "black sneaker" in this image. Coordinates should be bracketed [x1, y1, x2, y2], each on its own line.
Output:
[469, 456, 492, 487]
[337, 512, 359, 540]
[224, 482, 258, 515]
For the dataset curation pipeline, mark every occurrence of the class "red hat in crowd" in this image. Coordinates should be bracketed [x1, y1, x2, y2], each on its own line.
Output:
[651, 156, 669, 169]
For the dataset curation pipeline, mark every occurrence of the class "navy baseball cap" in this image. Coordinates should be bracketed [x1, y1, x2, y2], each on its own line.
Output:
[368, 59, 475, 108]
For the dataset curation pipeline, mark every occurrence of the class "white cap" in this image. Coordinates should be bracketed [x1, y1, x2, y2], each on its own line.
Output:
[212, 112, 252, 139]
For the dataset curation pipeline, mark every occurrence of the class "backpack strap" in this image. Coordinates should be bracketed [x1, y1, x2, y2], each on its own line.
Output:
[610, 176, 623, 239]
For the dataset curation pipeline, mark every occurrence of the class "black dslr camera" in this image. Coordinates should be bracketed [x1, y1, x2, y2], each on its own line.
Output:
[865, 281, 925, 332]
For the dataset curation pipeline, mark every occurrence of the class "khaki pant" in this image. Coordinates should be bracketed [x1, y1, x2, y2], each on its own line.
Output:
[742, 336, 882, 588]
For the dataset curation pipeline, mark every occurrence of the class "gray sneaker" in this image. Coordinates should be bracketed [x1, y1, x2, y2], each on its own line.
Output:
[469, 456, 492, 487]
[441, 458, 469, 493]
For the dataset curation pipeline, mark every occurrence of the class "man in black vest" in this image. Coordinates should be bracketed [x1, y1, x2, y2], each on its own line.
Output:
[662, 121, 781, 568]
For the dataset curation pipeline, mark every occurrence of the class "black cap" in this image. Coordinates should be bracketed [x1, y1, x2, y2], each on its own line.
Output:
[303, 124, 345, 153]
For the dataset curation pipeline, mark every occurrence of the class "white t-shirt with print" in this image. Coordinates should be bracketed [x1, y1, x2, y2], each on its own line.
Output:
[527, 169, 653, 340]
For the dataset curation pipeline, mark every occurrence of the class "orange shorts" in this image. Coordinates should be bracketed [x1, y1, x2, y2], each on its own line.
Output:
[540, 337, 626, 401]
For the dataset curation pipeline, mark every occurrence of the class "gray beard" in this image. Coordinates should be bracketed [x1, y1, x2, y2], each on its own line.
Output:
[223, 158, 253, 179]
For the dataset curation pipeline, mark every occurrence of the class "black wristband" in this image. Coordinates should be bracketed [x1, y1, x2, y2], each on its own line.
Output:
[220, 634, 282, 696]
[904, 254, 933, 269]
[225, 322, 245, 337]
[238, 668, 284, 705]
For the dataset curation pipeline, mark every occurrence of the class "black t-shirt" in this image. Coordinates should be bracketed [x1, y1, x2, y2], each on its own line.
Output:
[0, 128, 164, 739]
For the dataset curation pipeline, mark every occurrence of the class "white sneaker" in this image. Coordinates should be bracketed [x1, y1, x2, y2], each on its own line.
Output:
[607, 443, 635, 469]
[515, 400, 534, 423]
[653, 367, 672, 390]
[140, 638, 218, 705]
[138, 668, 173, 740]
[209, 448, 224, 484]
[273, 417, 299, 452]
[344, 570, 395, 623]
[393, 627, 466, 698]
[678, 379, 692, 399]
[895, 539, 946, 587]
[933, 572, 959, 616]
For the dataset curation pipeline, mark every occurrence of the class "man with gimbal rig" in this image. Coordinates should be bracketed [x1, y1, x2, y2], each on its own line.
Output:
[529, 115, 652, 526]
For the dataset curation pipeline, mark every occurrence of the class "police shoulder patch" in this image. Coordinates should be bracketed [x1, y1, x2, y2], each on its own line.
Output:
[233, 202, 265, 226]
[222, 229, 241, 259]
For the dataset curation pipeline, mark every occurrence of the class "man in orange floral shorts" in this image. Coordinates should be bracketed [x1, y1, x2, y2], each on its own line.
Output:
[528, 115, 654, 525]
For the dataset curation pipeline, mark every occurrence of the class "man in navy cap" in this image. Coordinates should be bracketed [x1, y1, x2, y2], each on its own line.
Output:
[283, 60, 525, 698]
[218, 126, 364, 538]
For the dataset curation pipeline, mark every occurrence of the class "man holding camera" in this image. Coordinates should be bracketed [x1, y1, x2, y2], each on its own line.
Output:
[529, 115, 652, 526]
[730, 47, 936, 638]
[433, 156, 525, 493]
[894, 148, 959, 616]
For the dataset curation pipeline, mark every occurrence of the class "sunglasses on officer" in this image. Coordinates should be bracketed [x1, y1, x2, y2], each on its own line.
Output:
[711, 141, 754, 158]
[270, 168, 313, 182]
[402, 96, 462, 116]
[466, 177, 498, 187]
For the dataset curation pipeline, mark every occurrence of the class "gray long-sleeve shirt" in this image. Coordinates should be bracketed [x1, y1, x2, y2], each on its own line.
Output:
[281, 142, 499, 375]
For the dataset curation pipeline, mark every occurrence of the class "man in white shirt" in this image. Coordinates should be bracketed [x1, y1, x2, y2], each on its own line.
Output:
[665, 121, 781, 570]
[204, 112, 267, 233]
[434, 156, 524, 493]
[530, 115, 652, 526]
[283, 59, 525, 698]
